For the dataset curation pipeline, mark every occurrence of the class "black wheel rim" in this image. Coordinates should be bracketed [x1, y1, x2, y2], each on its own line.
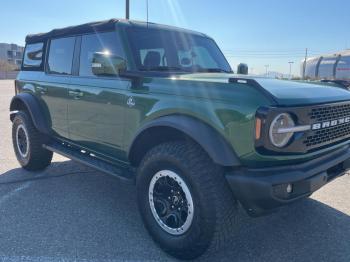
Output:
[16, 124, 29, 157]
[149, 170, 194, 235]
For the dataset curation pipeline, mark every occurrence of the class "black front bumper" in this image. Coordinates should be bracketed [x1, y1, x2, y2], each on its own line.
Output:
[226, 146, 350, 217]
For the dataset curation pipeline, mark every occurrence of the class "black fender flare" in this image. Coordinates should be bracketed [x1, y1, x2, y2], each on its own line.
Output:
[128, 115, 241, 167]
[10, 93, 51, 134]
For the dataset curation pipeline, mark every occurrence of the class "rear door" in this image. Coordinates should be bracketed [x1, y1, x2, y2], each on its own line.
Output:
[40, 36, 76, 138]
[67, 31, 129, 161]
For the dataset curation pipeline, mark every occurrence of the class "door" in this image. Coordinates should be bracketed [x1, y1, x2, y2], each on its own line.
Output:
[39, 36, 76, 138]
[67, 31, 129, 161]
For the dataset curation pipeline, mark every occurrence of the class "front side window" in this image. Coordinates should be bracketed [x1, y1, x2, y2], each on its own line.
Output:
[79, 31, 125, 77]
[126, 28, 232, 73]
[23, 42, 44, 68]
[47, 37, 75, 75]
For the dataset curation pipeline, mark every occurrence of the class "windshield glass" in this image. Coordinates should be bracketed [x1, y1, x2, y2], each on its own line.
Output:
[126, 28, 232, 73]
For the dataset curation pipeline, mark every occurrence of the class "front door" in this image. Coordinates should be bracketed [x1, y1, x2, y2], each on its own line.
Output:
[67, 31, 129, 161]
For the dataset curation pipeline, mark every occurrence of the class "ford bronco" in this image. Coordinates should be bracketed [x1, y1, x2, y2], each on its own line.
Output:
[10, 19, 350, 259]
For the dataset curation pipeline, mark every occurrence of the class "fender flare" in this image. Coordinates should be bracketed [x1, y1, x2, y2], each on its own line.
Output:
[128, 115, 241, 167]
[10, 93, 51, 134]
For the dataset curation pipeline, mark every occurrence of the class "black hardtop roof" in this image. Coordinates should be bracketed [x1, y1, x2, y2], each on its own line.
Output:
[25, 18, 207, 44]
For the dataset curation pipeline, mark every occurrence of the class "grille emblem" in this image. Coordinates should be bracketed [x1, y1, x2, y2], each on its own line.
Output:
[312, 117, 350, 130]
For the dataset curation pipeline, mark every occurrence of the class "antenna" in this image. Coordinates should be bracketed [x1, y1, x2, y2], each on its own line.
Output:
[146, 0, 149, 27]
[126, 0, 130, 20]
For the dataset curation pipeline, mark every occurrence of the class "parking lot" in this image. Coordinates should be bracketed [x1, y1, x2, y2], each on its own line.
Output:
[0, 80, 349, 262]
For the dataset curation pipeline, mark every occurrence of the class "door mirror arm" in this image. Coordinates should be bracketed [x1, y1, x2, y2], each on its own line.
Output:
[119, 70, 144, 89]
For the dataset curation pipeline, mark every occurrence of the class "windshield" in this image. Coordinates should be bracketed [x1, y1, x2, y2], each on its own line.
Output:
[126, 28, 232, 73]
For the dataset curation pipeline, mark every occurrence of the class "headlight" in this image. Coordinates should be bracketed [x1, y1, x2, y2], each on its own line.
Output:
[269, 113, 295, 147]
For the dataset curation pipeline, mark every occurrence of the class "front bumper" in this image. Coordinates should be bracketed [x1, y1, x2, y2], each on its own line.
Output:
[226, 145, 350, 217]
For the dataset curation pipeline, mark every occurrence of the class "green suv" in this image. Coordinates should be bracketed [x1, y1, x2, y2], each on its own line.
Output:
[10, 19, 350, 259]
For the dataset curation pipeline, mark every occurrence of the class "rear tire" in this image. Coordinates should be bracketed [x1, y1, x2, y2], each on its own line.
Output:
[12, 111, 53, 171]
[136, 141, 237, 260]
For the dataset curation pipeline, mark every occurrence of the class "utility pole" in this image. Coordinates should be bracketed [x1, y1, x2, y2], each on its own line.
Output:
[288, 61, 294, 80]
[265, 65, 269, 77]
[126, 0, 130, 20]
[303, 48, 308, 79]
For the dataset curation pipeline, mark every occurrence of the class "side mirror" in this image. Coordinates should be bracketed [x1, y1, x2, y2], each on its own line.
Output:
[92, 52, 127, 77]
[237, 63, 248, 75]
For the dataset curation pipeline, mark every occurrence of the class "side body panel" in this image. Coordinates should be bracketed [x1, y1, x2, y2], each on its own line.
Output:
[15, 71, 69, 138]
[123, 77, 272, 167]
[68, 77, 130, 162]
[38, 74, 70, 138]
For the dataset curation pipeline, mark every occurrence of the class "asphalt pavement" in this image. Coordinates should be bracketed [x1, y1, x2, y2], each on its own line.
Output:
[0, 80, 349, 262]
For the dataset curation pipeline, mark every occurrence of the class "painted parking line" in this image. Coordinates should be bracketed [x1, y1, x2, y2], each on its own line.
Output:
[0, 182, 32, 206]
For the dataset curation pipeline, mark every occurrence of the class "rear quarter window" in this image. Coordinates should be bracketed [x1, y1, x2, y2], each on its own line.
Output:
[22, 42, 44, 69]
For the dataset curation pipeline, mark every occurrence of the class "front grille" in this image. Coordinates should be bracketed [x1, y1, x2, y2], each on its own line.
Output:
[304, 123, 350, 147]
[304, 102, 350, 148]
[310, 103, 350, 122]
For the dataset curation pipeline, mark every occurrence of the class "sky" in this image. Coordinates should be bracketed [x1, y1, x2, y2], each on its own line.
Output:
[1, 0, 349, 76]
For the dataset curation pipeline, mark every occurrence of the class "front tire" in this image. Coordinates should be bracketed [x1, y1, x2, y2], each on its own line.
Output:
[12, 111, 53, 171]
[137, 141, 237, 260]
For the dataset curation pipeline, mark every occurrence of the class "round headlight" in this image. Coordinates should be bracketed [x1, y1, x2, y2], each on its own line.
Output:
[269, 113, 295, 148]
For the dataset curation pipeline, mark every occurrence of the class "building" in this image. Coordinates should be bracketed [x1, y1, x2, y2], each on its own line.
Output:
[0, 43, 24, 67]
[302, 49, 350, 80]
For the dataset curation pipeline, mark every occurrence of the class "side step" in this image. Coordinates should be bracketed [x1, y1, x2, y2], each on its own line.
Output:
[43, 142, 135, 183]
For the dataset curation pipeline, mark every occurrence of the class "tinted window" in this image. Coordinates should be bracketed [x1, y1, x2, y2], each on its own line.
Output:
[79, 32, 125, 77]
[23, 42, 44, 68]
[140, 48, 167, 67]
[48, 37, 75, 75]
[178, 46, 217, 68]
[336, 56, 350, 80]
[127, 28, 232, 73]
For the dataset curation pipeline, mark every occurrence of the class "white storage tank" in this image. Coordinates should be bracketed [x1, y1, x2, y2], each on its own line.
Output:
[302, 50, 350, 80]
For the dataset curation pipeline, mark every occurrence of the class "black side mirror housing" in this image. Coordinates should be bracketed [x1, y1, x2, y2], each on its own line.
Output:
[237, 63, 248, 75]
[92, 52, 127, 77]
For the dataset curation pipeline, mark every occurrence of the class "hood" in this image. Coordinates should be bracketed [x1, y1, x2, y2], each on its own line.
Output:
[253, 78, 350, 106]
[177, 73, 350, 106]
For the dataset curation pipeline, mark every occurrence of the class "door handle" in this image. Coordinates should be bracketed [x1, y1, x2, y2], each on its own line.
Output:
[36, 86, 47, 95]
[69, 90, 84, 99]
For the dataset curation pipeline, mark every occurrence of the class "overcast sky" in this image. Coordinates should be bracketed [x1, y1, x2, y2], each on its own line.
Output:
[1, 0, 349, 75]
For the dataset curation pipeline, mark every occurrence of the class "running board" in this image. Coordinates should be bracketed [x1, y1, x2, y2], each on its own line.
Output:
[43, 142, 135, 183]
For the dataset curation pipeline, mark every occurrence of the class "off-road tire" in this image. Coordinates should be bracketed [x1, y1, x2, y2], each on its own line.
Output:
[136, 141, 237, 260]
[12, 111, 53, 171]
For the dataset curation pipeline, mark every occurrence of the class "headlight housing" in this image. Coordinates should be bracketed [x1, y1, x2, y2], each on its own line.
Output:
[269, 113, 295, 147]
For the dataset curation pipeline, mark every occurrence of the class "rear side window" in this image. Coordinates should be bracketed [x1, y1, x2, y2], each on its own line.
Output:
[79, 32, 125, 77]
[23, 42, 44, 69]
[47, 37, 75, 75]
